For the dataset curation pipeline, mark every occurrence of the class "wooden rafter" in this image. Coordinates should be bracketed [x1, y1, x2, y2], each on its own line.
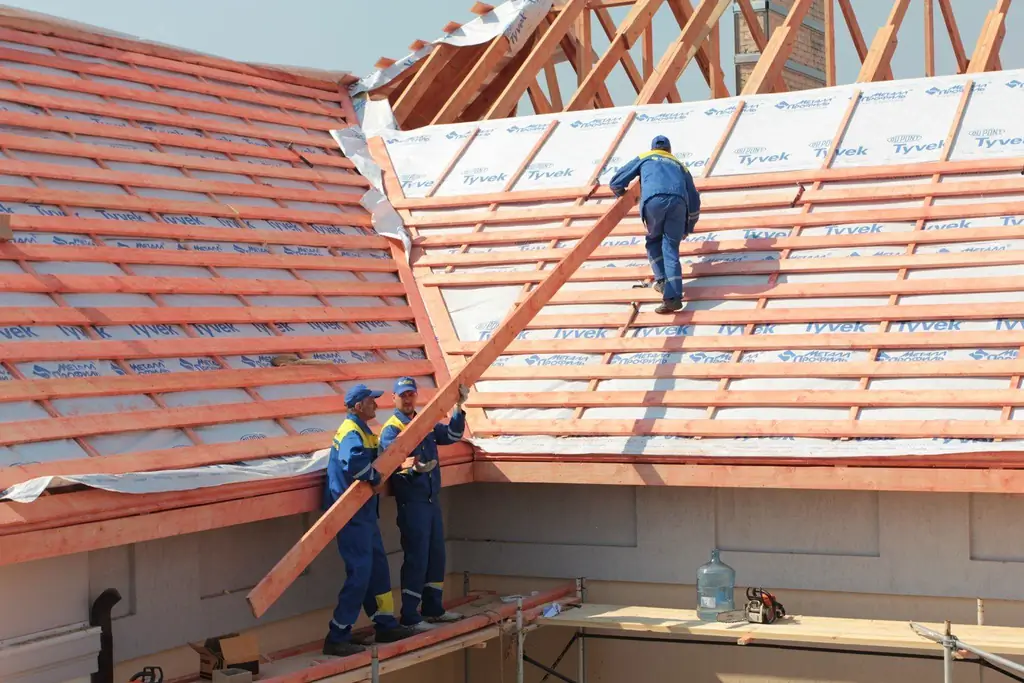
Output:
[824, 0, 837, 85]
[665, 0, 729, 96]
[937, 0, 969, 73]
[566, 0, 665, 110]
[485, 0, 586, 120]
[392, 43, 458, 126]
[735, 0, 786, 93]
[432, 35, 510, 124]
[742, 0, 814, 94]
[560, 30, 615, 108]
[836, 0, 888, 77]
[462, 34, 538, 121]
[856, 0, 912, 83]
[967, 0, 1011, 74]
[636, 0, 732, 105]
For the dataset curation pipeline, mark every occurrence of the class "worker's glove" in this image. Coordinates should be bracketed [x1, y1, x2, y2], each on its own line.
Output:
[412, 458, 437, 474]
[456, 384, 470, 407]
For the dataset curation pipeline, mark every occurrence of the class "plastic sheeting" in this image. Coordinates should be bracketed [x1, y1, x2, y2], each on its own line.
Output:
[350, 0, 554, 97]
[378, 68, 1024, 458]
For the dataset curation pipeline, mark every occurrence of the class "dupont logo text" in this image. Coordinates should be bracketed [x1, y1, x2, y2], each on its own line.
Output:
[733, 146, 790, 167]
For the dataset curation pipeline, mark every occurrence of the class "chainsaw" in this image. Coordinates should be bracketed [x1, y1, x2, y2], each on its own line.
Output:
[716, 587, 786, 624]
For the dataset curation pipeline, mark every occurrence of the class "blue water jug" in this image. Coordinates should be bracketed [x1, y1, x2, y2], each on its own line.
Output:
[696, 548, 735, 621]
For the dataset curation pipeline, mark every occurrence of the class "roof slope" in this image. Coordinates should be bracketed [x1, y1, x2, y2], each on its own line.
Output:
[0, 18, 458, 502]
[376, 69, 1024, 464]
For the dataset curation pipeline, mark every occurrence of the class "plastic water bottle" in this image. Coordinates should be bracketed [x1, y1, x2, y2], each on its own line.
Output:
[696, 548, 735, 621]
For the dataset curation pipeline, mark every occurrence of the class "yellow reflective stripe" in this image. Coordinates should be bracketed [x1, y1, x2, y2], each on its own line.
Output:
[639, 148, 689, 171]
[375, 591, 395, 615]
[334, 418, 378, 449]
[426, 582, 444, 591]
[383, 415, 407, 434]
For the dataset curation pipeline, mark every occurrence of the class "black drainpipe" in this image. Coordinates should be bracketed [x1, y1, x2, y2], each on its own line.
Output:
[90, 588, 122, 683]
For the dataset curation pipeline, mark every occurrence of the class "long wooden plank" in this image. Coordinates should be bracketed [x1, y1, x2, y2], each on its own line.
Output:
[453, 329, 1024, 356]
[0, 160, 364, 206]
[856, 0, 912, 83]
[0, 434, 471, 491]
[0, 132, 365, 187]
[0, 333, 422, 363]
[475, 460, 1024, 493]
[8, 215, 385, 250]
[431, 36, 510, 125]
[477, 359, 1024, 382]
[469, 389, 1024, 409]
[393, 44, 458, 124]
[936, 0, 969, 72]
[0, 244, 394, 274]
[419, 248, 1024, 287]
[246, 184, 642, 619]
[0, 305, 412, 327]
[539, 604, 1024, 655]
[0, 361, 433, 403]
[0, 187, 374, 227]
[474, 419, 1024, 439]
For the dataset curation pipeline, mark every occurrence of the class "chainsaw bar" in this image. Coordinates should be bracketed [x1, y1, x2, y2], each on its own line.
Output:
[715, 609, 749, 623]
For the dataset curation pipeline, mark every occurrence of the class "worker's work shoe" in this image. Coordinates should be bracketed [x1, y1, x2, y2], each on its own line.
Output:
[322, 638, 366, 657]
[425, 610, 465, 623]
[654, 279, 665, 293]
[655, 299, 683, 315]
[406, 620, 438, 633]
[375, 625, 418, 643]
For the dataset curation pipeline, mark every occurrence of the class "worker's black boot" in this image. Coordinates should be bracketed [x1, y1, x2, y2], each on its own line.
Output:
[655, 298, 682, 314]
[322, 638, 367, 657]
[375, 624, 417, 643]
[653, 279, 665, 293]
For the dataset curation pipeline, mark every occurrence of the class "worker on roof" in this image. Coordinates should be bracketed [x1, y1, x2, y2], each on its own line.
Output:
[322, 384, 416, 658]
[380, 377, 469, 632]
[609, 135, 701, 314]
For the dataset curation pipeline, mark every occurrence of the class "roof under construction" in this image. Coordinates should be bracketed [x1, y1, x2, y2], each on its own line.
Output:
[0, 0, 1022, 615]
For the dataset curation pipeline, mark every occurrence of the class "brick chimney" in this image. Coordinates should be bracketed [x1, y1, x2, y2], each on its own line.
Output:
[733, 0, 826, 92]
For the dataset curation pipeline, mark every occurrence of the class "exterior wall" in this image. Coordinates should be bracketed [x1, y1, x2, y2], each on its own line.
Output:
[0, 495, 425, 676]
[445, 483, 1024, 682]
[735, 0, 826, 92]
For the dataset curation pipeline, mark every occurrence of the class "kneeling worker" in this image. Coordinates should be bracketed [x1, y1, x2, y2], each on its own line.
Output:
[381, 377, 469, 631]
[323, 384, 415, 657]
[609, 135, 701, 314]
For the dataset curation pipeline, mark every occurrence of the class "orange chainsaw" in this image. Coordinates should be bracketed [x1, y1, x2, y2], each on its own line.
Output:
[716, 587, 786, 624]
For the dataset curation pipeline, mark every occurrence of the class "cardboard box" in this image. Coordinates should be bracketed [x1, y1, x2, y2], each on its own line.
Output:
[190, 633, 259, 679]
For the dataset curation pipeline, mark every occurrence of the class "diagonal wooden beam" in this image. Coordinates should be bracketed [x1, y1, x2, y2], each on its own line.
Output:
[565, 0, 665, 110]
[543, 60, 563, 109]
[966, 0, 1011, 74]
[463, 34, 537, 121]
[403, 44, 487, 129]
[431, 36, 510, 124]
[742, 0, 814, 95]
[485, 0, 586, 120]
[592, 6, 681, 102]
[836, 0, 891, 79]
[856, 0, 912, 83]
[560, 31, 615, 108]
[664, 0, 729, 96]
[735, 0, 786, 92]
[937, 0, 969, 73]
[392, 44, 458, 125]
[636, 0, 732, 105]
[246, 163, 641, 619]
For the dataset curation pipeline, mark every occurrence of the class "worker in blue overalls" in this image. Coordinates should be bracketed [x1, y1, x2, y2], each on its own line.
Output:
[380, 377, 469, 631]
[609, 135, 701, 314]
[322, 384, 416, 658]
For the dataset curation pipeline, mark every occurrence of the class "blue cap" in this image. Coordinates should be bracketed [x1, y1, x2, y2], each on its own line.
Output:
[345, 383, 384, 407]
[652, 135, 671, 151]
[394, 376, 418, 394]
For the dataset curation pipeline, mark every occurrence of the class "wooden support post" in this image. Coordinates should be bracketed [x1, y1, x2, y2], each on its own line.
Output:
[664, 0, 730, 96]
[742, 0, 815, 95]
[937, 0, 969, 73]
[636, 0, 732, 105]
[246, 183, 641, 619]
[735, 0, 786, 92]
[966, 1, 1010, 74]
[824, 0, 836, 85]
[855, 0, 912, 83]
[565, 0, 665, 110]
[485, 0, 586, 120]
[924, 0, 935, 77]
[836, 0, 887, 77]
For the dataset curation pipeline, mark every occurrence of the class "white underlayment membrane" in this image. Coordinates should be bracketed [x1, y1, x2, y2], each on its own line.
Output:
[376, 68, 1024, 458]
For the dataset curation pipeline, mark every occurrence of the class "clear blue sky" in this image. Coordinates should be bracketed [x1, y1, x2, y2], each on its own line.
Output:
[5, 0, 1021, 102]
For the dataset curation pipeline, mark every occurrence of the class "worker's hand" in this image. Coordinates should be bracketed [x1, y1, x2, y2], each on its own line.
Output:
[412, 458, 437, 474]
[401, 456, 417, 471]
[457, 384, 470, 407]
